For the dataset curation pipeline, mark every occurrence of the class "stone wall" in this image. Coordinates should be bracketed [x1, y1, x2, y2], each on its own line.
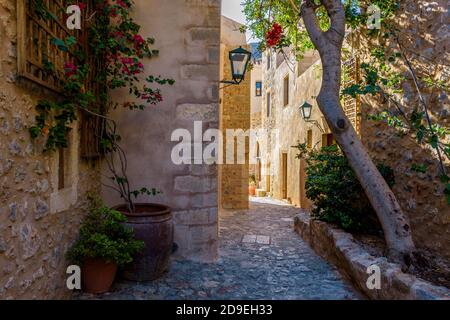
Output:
[250, 61, 262, 127]
[102, 0, 221, 262]
[0, 0, 100, 299]
[219, 16, 250, 210]
[294, 212, 450, 300]
[356, 0, 450, 259]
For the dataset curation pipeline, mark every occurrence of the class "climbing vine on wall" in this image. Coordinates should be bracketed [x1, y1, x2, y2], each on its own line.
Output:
[29, 0, 174, 151]
[28, 0, 175, 212]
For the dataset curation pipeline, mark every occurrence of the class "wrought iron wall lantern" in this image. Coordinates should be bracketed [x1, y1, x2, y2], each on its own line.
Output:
[300, 101, 325, 133]
[220, 46, 252, 88]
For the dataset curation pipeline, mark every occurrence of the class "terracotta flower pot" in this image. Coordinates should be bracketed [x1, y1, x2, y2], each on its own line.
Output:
[114, 203, 173, 282]
[249, 184, 256, 196]
[82, 259, 117, 294]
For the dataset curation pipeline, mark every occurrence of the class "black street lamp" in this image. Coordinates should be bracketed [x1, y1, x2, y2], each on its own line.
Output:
[299, 101, 324, 133]
[300, 101, 313, 120]
[221, 46, 252, 85]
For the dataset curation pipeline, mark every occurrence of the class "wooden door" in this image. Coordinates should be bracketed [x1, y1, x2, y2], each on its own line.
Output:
[282, 153, 288, 199]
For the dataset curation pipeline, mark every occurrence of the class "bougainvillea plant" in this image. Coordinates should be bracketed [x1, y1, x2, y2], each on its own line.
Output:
[29, 0, 174, 212]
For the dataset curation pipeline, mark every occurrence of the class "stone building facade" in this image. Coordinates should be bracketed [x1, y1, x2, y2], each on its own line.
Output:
[103, 0, 222, 263]
[0, 0, 100, 299]
[219, 16, 251, 210]
[249, 47, 262, 183]
[253, 49, 325, 207]
[252, 0, 450, 260]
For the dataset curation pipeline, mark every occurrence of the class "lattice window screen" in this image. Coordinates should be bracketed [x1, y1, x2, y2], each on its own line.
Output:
[17, 0, 103, 158]
[17, 0, 93, 91]
[342, 56, 361, 136]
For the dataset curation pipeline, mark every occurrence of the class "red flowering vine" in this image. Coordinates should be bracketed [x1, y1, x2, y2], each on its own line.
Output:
[265, 22, 283, 47]
[31, 0, 175, 153]
[64, 61, 78, 77]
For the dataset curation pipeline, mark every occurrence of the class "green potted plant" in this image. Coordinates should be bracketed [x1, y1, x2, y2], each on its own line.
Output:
[67, 196, 144, 294]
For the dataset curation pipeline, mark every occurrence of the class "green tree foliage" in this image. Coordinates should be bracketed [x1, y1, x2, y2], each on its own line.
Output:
[244, 0, 449, 205]
[294, 144, 395, 233]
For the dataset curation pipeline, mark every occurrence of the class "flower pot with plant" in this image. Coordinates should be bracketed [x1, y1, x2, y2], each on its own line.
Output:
[249, 175, 257, 196]
[67, 196, 144, 294]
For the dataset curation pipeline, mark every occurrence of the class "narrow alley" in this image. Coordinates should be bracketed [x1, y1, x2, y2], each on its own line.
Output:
[78, 198, 360, 300]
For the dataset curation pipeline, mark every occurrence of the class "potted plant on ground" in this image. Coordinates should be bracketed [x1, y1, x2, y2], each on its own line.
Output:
[67, 196, 144, 294]
[249, 175, 257, 196]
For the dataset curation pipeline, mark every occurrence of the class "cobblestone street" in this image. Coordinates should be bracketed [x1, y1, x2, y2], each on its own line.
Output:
[77, 198, 360, 300]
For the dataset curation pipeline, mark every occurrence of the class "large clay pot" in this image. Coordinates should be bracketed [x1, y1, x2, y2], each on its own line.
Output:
[82, 259, 117, 294]
[114, 203, 173, 281]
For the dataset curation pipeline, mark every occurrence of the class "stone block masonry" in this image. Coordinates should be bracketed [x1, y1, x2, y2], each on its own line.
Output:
[219, 16, 251, 210]
[294, 212, 450, 300]
[103, 0, 222, 263]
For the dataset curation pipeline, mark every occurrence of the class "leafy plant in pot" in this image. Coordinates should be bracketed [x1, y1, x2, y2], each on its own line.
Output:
[67, 196, 144, 293]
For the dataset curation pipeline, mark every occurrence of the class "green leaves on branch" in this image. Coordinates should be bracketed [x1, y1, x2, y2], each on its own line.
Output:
[293, 144, 394, 233]
[130, 187, 161, 199]
[243, 0, 401, 58]
[66, 196, 144, 266]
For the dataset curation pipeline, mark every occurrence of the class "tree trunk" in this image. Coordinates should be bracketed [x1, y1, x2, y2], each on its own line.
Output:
[301, 0, 416, 266]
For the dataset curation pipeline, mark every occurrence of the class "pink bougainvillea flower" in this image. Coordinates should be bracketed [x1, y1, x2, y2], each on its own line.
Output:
[154, 92, 162, 102]
[133, 34, 145, 48]
[78, 3, 86, 11]
[109, 8, 118, 17]
[64, 61, 78, 77]
[120, 57, 134, 65]
[116, 0, 129, 8]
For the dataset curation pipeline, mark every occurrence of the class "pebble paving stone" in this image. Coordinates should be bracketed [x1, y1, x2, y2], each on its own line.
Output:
[76, 198, 361, 300]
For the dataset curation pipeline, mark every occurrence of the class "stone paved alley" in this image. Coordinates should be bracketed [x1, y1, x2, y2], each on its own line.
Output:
[77, 198, 360, 300]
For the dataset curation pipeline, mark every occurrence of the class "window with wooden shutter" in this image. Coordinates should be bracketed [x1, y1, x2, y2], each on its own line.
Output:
[283, 74, 289, 106]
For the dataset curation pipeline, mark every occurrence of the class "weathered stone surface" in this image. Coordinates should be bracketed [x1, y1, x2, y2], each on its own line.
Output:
[174, 175, 216, 193]
[176, 103, 218, 122]
[0, 237, 7, 253]
[8, 203, 17, 222]
[8, 140, 22, 156]
[188, 27, 220, 44]
[34, 199, 49, 220]
[294, 212, 450, 300]
[0, 36, 100, 299]
[220, 18, 251, 210]
[181, 65, 219, 80]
